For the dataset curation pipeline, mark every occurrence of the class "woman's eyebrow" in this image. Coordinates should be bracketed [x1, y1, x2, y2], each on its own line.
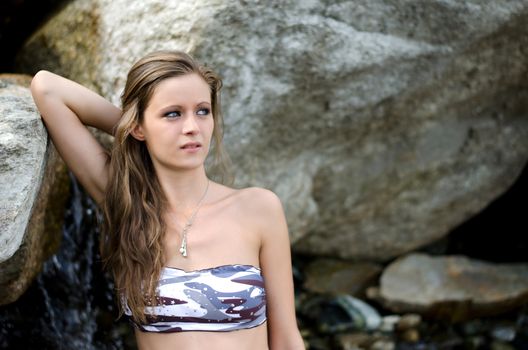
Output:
[158, 104, 182, 113]
[158, 101, 211, 111]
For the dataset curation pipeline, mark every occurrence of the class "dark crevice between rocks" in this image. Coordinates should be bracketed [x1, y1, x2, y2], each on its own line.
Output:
[0, 0, 72, 72]
[419, 159, 528, 263]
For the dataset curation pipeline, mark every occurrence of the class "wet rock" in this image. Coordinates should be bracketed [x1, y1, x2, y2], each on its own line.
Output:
[379, 315, 400, 333]
[0, 74, 69, 305]
[301, 295, 381, 333]
[366, 286, 382, 301]
[399, 328, 420, 343]
[370, 339, 395, 350]
[491, 324, 516, 342]
[303, 258, 382, 296]
[396, 313, 422, 331]
[335, 332, 372, 350]
[15, 0, 528, 261]
[378, 253, 528, 321]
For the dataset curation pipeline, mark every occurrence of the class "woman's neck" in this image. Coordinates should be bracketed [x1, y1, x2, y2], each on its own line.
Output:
[156, 166, 210, 213]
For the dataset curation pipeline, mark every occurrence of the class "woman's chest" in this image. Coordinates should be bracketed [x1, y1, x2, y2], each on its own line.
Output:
[163, 207, 261, 270]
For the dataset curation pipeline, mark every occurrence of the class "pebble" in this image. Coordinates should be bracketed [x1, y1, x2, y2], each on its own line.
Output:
[335, 332, 371, 350]
[379, 315, 400, 333]
[399, 328, 420, 343]
[369, 339, 395, 350]
[396, 313, 422, 331]
[366, 286, 381, 300]
[491, 325, 516, 342]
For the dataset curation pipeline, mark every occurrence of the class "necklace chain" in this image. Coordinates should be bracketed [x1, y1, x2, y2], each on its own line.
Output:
[179, 180, 210, 258]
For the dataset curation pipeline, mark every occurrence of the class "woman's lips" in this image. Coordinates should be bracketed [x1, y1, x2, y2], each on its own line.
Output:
[180, 142, 202, 152]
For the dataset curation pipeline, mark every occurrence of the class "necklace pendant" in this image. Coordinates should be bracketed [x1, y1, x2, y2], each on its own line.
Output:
[180, 229, 188, 257]
[179, 235, 187, 257]
[179, 243, 187, 257]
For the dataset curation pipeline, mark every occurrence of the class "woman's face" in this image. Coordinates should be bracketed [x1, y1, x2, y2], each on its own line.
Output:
[133, 73, 214, 172]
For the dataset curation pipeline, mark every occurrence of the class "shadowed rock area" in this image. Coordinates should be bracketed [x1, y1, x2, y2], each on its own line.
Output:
[0, 0, 71, 71]
[303, 258, 382, 296]
[15, 0, 528, 262]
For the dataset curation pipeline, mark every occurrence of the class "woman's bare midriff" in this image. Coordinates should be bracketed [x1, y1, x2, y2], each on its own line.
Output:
[134, 322, 268, 350]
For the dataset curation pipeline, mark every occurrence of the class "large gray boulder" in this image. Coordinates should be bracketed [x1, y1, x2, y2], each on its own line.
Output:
[0, 75, 69, 305]
[16, 0, 528, 261]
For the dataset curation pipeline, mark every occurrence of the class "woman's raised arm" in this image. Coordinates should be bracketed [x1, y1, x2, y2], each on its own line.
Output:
[30, 70, 122, 204]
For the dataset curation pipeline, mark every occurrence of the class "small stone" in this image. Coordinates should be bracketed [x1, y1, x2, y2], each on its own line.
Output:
[396, 313, 422, 331]
[379, 315, 400, 333]
[366, 286, 381, 300]
[490, 325, 516, 342]
[399, 328, 420, 343]
[335, 332, 372, 350]
[369, 339, 395, 350]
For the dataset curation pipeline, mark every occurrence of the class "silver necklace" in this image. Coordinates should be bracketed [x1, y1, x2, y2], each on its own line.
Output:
[179, 180, 210, 258]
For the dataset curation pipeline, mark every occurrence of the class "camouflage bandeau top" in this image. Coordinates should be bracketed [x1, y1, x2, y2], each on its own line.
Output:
[124, 264, 267, 333]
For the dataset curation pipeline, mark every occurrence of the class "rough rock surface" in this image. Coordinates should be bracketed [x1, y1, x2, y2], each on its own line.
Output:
[15, 0, 528, 260]
[0, 74, 69, 305]
[377, 253, 528, 321]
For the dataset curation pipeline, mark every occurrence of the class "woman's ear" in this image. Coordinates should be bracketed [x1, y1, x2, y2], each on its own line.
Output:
[130, 123, 146, 141]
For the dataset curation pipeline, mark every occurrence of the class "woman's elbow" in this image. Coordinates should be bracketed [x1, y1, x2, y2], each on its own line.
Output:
[30, 70, 53, 98]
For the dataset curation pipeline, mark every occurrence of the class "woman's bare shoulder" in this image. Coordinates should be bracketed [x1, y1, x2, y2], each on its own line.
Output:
[234, 186, 280, 204]
[209, 183, 284, 219]
[229, 186, 284, 218]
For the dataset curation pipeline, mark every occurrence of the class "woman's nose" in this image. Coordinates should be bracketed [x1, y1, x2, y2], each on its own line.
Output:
[182, 115, 199, 134]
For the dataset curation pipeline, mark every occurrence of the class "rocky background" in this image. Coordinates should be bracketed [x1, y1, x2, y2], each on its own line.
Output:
[0, 0, 527, 349]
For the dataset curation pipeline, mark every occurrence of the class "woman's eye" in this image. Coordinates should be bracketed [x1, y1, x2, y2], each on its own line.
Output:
[164, 111, 181, 118]
[197, 108, 210, 116]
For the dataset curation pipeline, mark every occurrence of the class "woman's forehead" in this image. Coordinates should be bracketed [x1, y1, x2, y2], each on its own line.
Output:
[149, 74, 211, 107]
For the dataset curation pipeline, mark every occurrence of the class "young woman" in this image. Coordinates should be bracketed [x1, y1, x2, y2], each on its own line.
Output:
[30, 50, 305, 350]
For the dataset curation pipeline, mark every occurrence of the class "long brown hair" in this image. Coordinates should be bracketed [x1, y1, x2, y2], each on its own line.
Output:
[101, 50, 230, 323]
